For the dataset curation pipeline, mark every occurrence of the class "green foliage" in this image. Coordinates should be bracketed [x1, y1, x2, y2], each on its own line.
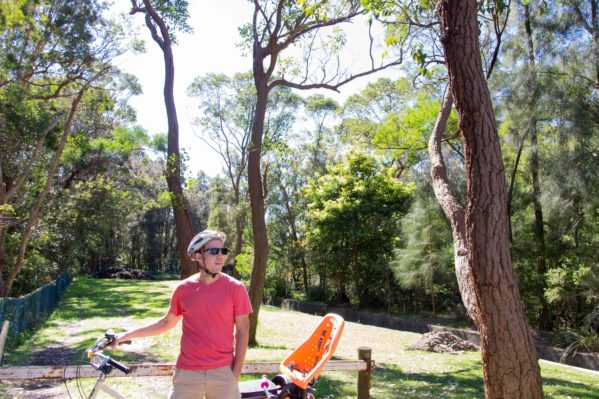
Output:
[545, 260, 599, 326]
[304, 151, 412, 307]
[133, 0, 192, 44]
[340, 77, 459, 179]
[373, 91, 457, 167]
[392, 189, 456, 314]
[235, 253, 253, 280]
[0, 203, 15, 215]
[304, 94, 339, 114]
[492, 0, 599, 330]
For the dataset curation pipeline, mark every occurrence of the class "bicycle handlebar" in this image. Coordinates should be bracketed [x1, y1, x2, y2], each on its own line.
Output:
[85, 331, 132, 375]
[107, 357, 131, 374]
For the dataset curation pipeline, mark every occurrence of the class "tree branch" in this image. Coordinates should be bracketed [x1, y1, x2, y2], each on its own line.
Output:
[485, 0, 510, 79]
[268, 54, 403, 92]
[276, 9, 364, 54]
[141, 0, 168, 51]
[5, 115, 63, 202]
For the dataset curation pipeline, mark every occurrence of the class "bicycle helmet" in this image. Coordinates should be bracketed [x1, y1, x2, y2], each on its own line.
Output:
[187, 230, 226, 260]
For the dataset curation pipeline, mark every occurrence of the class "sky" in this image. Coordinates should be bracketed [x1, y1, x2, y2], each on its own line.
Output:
[110, 1, 399, 178]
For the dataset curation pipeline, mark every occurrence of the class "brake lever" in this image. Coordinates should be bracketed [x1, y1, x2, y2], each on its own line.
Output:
[104, 331, 132, 348]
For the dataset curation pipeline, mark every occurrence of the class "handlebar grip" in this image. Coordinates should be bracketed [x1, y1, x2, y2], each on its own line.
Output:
[107, 358, 130, 374]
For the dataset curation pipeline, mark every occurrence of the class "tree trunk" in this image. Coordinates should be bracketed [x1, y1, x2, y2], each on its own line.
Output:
[0, 227, 7, 296]
[230, 214, 244, 278]
[247, 75, 270, 345]
[437, 2, 544, 398]
[141, 0, 196, 279]
[523, 2, 550, 330]
[159, 25, 196, 279]
[589, 0, 599, 94]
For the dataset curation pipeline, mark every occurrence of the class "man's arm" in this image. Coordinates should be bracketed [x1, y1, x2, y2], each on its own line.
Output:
[112, 310, 181, 348]
[232, 314, 250, 380]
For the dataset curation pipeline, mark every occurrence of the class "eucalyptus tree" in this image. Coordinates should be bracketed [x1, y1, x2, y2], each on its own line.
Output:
[129, 0, 196, 278]
[242, 0, 407, 344]
[187, 72, 301, 276]
[188, 73, 254, 275]
[303, 94, 340, 176]
[0, 0, 125, 296]
[340, 77, 461, 178]
[267, 148, 310, 296]
[264, 94, 339, 298]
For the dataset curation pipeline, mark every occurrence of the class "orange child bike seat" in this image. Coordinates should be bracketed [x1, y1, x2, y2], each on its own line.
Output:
[279, 313, 345, 389]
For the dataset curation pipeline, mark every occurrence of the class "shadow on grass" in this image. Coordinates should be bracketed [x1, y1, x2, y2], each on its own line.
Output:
[23, 325, 171, 366]
[56, 278, 171, 320]
[369, 363, 599, 398]
[542, 376, 599, 398]
[370, 363, 484, 398]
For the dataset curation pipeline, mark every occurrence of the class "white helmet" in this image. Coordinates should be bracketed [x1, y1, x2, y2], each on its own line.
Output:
[187, 230, 226, 260]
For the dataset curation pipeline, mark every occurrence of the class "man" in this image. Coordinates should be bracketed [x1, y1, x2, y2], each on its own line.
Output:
[112, 230, 253, 399]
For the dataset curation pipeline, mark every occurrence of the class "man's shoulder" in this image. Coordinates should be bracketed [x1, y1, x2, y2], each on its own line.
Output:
[174, 273, 200, 289]
[221, 273, 245, 287]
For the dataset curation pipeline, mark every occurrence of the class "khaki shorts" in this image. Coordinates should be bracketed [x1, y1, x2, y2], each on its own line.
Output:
[167, 366, 241, 399]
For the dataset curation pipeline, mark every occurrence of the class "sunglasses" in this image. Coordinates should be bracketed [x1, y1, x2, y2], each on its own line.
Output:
[201, 247, 229, 256]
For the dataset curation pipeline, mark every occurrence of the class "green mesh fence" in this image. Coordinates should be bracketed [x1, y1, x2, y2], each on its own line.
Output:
[0, 273, 72, 346]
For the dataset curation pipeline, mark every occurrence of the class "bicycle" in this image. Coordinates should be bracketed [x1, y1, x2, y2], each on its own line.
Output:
[76, 313, 344, 399]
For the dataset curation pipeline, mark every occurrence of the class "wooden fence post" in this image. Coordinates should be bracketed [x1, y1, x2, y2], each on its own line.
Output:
[0, 320, 10, 364]
[357, 346, 372, 399]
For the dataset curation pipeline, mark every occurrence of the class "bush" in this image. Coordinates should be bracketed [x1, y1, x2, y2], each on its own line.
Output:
[93, 268, 155, 280]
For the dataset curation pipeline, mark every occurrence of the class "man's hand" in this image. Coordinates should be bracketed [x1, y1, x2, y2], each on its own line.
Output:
[109, 332, 131, 349]
[232, 314, 250, 380]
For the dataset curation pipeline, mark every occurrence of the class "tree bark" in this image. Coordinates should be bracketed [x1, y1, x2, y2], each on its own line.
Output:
[247, 72, 270, 345]
[436, 1, 544, 398]
[140, 0, 196, 278]
[429, 89, 480, 321]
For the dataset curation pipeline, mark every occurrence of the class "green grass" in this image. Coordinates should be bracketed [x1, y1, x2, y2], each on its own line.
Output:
[3, 277, 599, 398]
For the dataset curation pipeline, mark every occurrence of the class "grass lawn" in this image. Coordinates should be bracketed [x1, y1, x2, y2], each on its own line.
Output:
[2, 277, 599, 398]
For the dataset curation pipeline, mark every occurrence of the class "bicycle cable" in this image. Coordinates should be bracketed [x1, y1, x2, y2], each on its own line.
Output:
[62, 363, 73, 399]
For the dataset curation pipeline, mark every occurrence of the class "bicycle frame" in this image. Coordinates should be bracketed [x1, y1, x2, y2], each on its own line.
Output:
[88, 372, 127, 399]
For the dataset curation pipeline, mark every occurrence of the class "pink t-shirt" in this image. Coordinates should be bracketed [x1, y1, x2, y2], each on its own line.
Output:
[168, 273, 253, 370]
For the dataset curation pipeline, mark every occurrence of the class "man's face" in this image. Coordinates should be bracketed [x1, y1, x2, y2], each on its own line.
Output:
[197, 238, 225, 273]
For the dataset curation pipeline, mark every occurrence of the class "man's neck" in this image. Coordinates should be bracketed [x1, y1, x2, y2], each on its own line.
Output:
[199, 270, 220, 285]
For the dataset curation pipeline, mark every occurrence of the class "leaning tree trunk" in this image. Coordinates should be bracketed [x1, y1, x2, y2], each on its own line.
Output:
[247, 75, 270, 345]
[429, 89, 480, 321]
[1, 78, 94, 296]
[436, 1, 544, 398]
